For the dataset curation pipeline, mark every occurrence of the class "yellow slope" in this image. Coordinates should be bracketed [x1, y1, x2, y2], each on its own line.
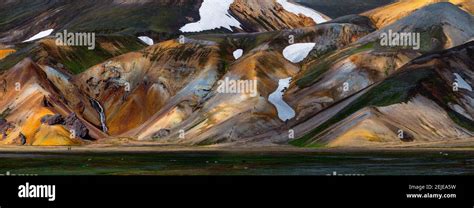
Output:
[363, 0, 474, 28]
[0, 49, 15, 60]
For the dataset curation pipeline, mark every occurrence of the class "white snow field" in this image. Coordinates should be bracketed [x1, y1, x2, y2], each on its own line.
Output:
[233, 49, 243, 59]
[276, 0, 329, 24]
[138, 36, 154, 46]
[454, 73, 472, 91]
[282, 43, 316, 63]
[269, 77, 296, 122]
[22, 29, 54, 43]
[179, 0, 242, 33]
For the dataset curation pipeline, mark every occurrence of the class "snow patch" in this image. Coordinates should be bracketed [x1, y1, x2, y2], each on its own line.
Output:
[283, 43, 316, 63]
[22, 29, 54, 43]
[269, 77, 295, 122]
[138, 36, 154, 46]
[180, 0, 242, 33]
[276, 0, 329, 24]
[452, 104, 473, 120]
[454, 73, 472, 91]
[233, 49, 243, 59]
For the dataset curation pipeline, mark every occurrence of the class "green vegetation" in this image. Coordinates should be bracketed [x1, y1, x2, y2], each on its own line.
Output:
[71, 7, 182, 34]
[296, 42, 375, 88]
[197, 137, 229, 146]
[0, 151, 471, 175]
[0, 1, 53, 28]
[0, 35, 145, 74]
[60, 45, 112, 74]
[415, 68, 474, 133]
[418, 26, 446, 53]
[62, 35, 145, 74]
[0, 1, 199, 35]
[305, 142, 327, 149]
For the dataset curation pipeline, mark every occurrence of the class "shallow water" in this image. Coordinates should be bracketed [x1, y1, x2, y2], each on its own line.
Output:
[0, 151, 473, 175]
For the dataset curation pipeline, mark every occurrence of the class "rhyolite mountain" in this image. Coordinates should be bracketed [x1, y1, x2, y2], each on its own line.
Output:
[0, 0, 330, 45]
[291, 41, 474, 148]
[0, 0, 473, 148]
[293, 0, 396, 18]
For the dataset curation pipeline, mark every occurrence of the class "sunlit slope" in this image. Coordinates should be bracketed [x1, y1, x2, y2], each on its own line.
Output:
[0, 59, 97, 145]
[288, 2, 474, 125]
[291, 41, 474, 147]
[363, 0, 474, 28]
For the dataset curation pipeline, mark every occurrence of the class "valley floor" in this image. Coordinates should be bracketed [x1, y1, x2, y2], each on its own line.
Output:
[1, 137, 474, 154]
[1, 145, 474, 175]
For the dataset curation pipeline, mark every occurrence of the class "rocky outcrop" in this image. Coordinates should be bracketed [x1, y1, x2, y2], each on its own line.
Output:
[152, 129, 171, 139]
[0, 118, 7, 127]
[64, 113, 90, 139]
[19, 133, 26, 145]
[229, 0, 319, 32]
[0, 118, 13, 140]
[40, 114, 64, 126]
